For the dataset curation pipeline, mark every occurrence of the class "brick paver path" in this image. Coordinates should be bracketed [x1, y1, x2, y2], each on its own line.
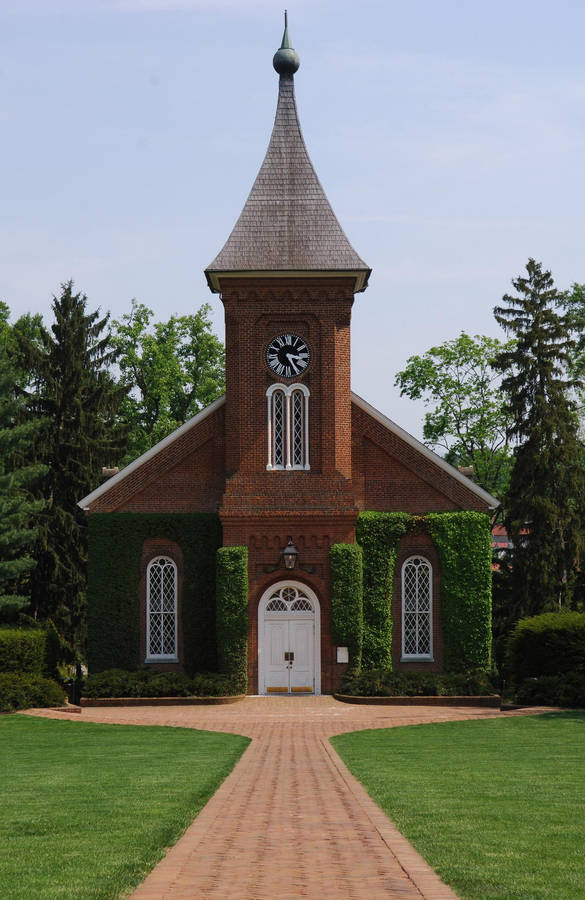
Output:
[28, 698, 550, 899]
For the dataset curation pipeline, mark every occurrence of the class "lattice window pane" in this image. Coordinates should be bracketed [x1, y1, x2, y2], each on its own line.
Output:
[417, 616, 431, 655]
[291, 596, 313, 611]
[292, 391, 304, 467]
[272, 392, 285, 467]
[266, 597, 288, 611]
[403, 613, 418, 655]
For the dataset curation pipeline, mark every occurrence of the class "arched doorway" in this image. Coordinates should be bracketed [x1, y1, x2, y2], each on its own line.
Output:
[258, 581, 321, 695]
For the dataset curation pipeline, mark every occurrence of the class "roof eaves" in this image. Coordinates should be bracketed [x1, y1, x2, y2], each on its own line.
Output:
[350, 391, 500, 509]
[78, 395, 226, 511]
[205, 268, 371, 294]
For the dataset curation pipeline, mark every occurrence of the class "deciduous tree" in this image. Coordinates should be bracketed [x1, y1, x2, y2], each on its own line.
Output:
[395, 332, 513, 497]
[111, 301, 225, 463]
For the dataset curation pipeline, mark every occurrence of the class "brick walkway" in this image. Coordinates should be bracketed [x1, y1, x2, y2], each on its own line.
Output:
[28, 698, 549, 899]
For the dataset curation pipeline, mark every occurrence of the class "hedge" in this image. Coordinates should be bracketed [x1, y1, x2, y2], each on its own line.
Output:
[83, 668, 244, 698]
[507, 612, 585, 683]
[356, 510, 492, 673]
[0, 673, 66, 712]
[426, 511, 492, 672]
[0, 628, 47, 675]
[87, 513, 221, 675]
[216, 547, 248, 693]
[330, 543, 363, 675]
[341, 668, 496, 697]
[514, 672, 585, 708]
[356, 512, 411, 669]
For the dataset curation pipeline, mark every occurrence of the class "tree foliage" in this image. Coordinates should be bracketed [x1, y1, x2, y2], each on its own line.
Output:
[395, 332, 514, 497]
[15, 282, 127, 657]
[111, 301, 225, 463]
[493, 259, 585, 616]
[0, 305, 46, 617]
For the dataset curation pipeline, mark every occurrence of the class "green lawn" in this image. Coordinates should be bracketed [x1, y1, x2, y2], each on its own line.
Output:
[0, 715, 250, 899]
[332, 712, 585, 900]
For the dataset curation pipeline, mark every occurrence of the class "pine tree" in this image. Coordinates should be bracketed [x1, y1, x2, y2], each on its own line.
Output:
[16, 282, 127, 656]
[493, 259, 585, 616]
[0, 305, 46, 617]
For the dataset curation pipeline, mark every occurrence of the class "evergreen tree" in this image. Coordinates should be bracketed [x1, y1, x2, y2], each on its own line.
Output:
[16, 282, 127, 657]
[493, 259, 585, 617]
[0, 304, 46, 617]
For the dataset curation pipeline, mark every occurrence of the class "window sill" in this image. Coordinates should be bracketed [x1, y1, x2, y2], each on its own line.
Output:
[145, 657, 179, 664]
[400, 656, 434, 663]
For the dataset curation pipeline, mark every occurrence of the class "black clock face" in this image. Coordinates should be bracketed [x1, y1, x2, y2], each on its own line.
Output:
[266, 333, 311, 379]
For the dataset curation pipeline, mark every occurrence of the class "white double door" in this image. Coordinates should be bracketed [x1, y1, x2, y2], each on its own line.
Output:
[264, 616, 314, 694]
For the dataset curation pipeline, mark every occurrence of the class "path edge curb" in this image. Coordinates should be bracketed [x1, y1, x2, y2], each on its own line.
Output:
[322, 737, 459, 899]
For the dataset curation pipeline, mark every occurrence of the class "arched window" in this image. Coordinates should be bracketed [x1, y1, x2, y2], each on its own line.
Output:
[401, 556, 433, 660]
[266, 383, 310, 471]
[146, 556, 178, 661]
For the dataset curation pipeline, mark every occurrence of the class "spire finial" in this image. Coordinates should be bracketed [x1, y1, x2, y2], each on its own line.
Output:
[273, 10, 300, 75]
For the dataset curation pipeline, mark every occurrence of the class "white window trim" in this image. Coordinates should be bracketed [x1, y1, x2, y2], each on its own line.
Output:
[145, 556, 179, 663]
[266, 383, 310, 471]
[401, 555, 433, 662]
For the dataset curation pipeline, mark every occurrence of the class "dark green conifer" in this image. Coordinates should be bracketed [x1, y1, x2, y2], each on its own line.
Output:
[16, 282, 127, 657]
[493, 259, 585, 616]
[0, 304, 46, 616]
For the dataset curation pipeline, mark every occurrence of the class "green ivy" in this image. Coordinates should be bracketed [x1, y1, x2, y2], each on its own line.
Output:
[216, 546, 248, 693]
[425, 511, 492, 672]
[87, 513, 221, 675]
[330, 544, 363, 675]
[356, 510, 492, 673]
[356, 512, 412, 669]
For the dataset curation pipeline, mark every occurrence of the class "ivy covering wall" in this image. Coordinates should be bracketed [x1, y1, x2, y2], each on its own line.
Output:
[330, 543, 363, 675]
[87, 513, 221, 674]
[356, 512, 412, 669]
[216, 546, 248, 692]
[356, 510, 492, 673]
[426, 511, 493, 672]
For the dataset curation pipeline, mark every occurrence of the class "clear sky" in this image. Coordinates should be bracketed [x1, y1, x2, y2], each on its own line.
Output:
[2, 0, 584, 439]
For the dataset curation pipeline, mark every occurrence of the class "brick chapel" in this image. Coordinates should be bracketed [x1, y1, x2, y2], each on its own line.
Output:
[80, 18, 498, 695]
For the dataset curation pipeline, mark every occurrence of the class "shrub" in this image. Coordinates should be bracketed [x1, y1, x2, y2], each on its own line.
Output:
[330, 543, 363, 676]
[0, 673, 66, 712]
[82, 668, 245, 698]
[515, 673, 585, 708]
[0, 628, 47, 675]
[340, 668, 496, 697]
[507, 612, 585, 683]
[216, 547, 248, 689]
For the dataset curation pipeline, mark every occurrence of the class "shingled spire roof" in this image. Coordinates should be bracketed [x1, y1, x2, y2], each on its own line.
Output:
[205, 13, 371, 294]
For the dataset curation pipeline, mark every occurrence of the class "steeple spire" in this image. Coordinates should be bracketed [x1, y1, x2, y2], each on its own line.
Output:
[273, 10, 300, 74]
[205, 15, 370, 294]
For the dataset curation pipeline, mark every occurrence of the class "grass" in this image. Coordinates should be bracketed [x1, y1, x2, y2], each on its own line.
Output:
[331, 712, 585, 900]
[0, 715, 250, 899]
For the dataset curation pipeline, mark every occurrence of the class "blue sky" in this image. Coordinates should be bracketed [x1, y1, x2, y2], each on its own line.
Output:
[2, 0, 584, 438]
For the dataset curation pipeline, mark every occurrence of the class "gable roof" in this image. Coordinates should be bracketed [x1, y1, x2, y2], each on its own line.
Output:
[79, 391, 499, 512]
[77, 396, 226, 511]
[351, 392, 500, 509]
[205, 28, 370, 294]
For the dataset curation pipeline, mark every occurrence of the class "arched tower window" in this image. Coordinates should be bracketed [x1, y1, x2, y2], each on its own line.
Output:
[401, 556, 433, 660]
[266, 383, 310, 471]
[146, 556, 178, 661]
